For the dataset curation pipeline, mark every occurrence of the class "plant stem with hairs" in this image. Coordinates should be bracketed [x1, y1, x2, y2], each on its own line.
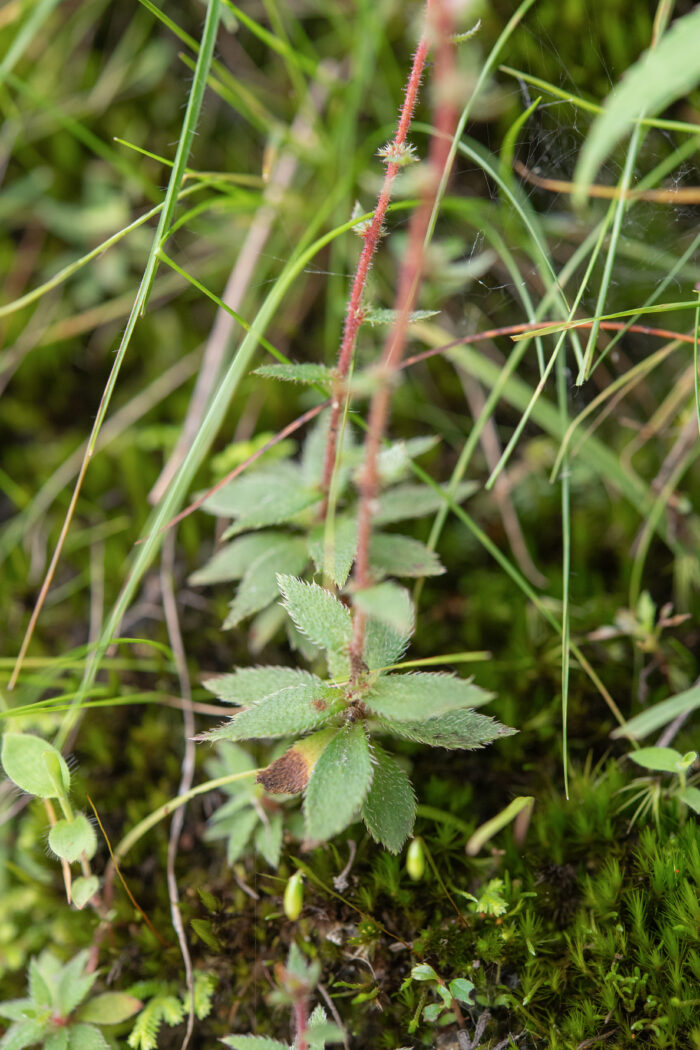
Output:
[349, 0, 458, 680]
[319, 18, 432, 511]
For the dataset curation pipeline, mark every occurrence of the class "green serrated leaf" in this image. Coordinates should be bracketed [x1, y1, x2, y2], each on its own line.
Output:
[191, 918, 222, 951]
[305, 1021, 345, 1047]
[277, 575, 352, 661]
[374, 481, 477, 524]
[361, 747, 416, 853]
[48, 815, 97, 864]
[308, 516, 357, 587]
[56, 954, 96, 1016]
[188, 532, 286, 586]
[1, 733, 71, 799]
[628, 747, 685, 774]
[363, 616, 411, 672]
[203, 666, 317, 703]
[219, 807, 259, 865]
[366, 673, 494, 722]
[253, 362, 336, 390]
[0, 1019, 47, 1050]
[304, 723, 374, 840]
[205, 683, 343, 742]
[224, 537, 308, 628]
[354, 582, 414, 635]
[205, 465, 320, 534]
[71, 877, 100, 911]
[383, 708, 516, 749]
[574, 6, 700, 202]
[28, 956, 52, 1010]
[76, 993, 142, 1026]
[66, 1024, 109, 1050]
[301, 415, 356, 489]
[369, 533, 445, 578]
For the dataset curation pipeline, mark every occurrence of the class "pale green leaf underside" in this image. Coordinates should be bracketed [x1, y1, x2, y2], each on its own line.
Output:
[205, 683, 344, 741]
[363, 306, 439, 326]
[224, 537, 308, 628]
[277, 574, 352, 657]
[254, 810, 284, 867]
[369, 533, 445, 577]
[304, 723, 373, 840]
[366, 672, 494, 721]
[374, 481, 477, 524]
[308, 515, 358, 587]
[354, 582, 414, 635]
[188, 531, 287, 585]
[375, 435, 439, 484]
[253, 362, 336, 390]
[361, 746, 416, 852]
[575, 6, 700, 200]
[48, 815, 97, 863]
[382, 708, 515, 749]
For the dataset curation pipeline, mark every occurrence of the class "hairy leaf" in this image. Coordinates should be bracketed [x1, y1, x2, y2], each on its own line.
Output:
[223, 537, 308, 628]
[363, 617, 411, 671]
[204, 683, 344, 741]
[304, 723, 373, 840]
[277, 575, 352, 660]
[382, 708, 515, 749]
[361, 746, 416, 852]
[48, 815, 98, 864]
[203, 666, 318, 703]
[188, 532, 286, 585]
[76, 994, 142, 1026]
[369, 533, 445, 578]
[365, 673, 495, 722]
[374, 481, 477, 524]
[354, 582, 414, 635]
[363, 306, 439, 326]
[253, 362, 336, 390]
[308, 515, 358, 587]
[254, 810, 284, 867]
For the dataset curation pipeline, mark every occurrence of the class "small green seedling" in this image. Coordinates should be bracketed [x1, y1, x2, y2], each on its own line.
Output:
[126, 972, 217, 1050]
[0, 949, 141, 1050]
[619, 746, 699, 825]
[223, 945, 344, 1050]
[401, 963, 474, 1033]
[1, 733, 99, 908]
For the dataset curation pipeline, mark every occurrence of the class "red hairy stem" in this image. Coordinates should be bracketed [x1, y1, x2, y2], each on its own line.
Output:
[294, 996, 309, 1050]
[350, 0, 458, 675]
[319, 20, 432, 511]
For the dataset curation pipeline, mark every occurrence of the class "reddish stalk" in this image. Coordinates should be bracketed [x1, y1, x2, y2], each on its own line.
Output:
[318, 18, 432, 512]
[349, 0, 457, 677]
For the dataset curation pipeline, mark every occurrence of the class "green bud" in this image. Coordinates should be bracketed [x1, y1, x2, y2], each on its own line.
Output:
[284, 870, 304, 921]
[406, 837, 425, 881]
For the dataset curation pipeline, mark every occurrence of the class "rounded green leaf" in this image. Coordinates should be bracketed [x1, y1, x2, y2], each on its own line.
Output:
[71, 876, 100, 910]
[628, 747, 684, 774]
[49, 815, 97, 863]
[1, 733, 71, 799]
[76, 993, 142, 1025]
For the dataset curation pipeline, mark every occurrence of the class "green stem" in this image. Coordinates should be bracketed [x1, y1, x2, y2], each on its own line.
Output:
[115, 768, 260, 861]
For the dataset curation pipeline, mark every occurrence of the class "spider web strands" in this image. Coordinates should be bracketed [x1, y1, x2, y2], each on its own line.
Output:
[515, 160, 700, 204]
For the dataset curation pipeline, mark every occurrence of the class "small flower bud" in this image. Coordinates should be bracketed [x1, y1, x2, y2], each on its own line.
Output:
[283, 870, 304, 921]
[406, 837, 425, 881]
